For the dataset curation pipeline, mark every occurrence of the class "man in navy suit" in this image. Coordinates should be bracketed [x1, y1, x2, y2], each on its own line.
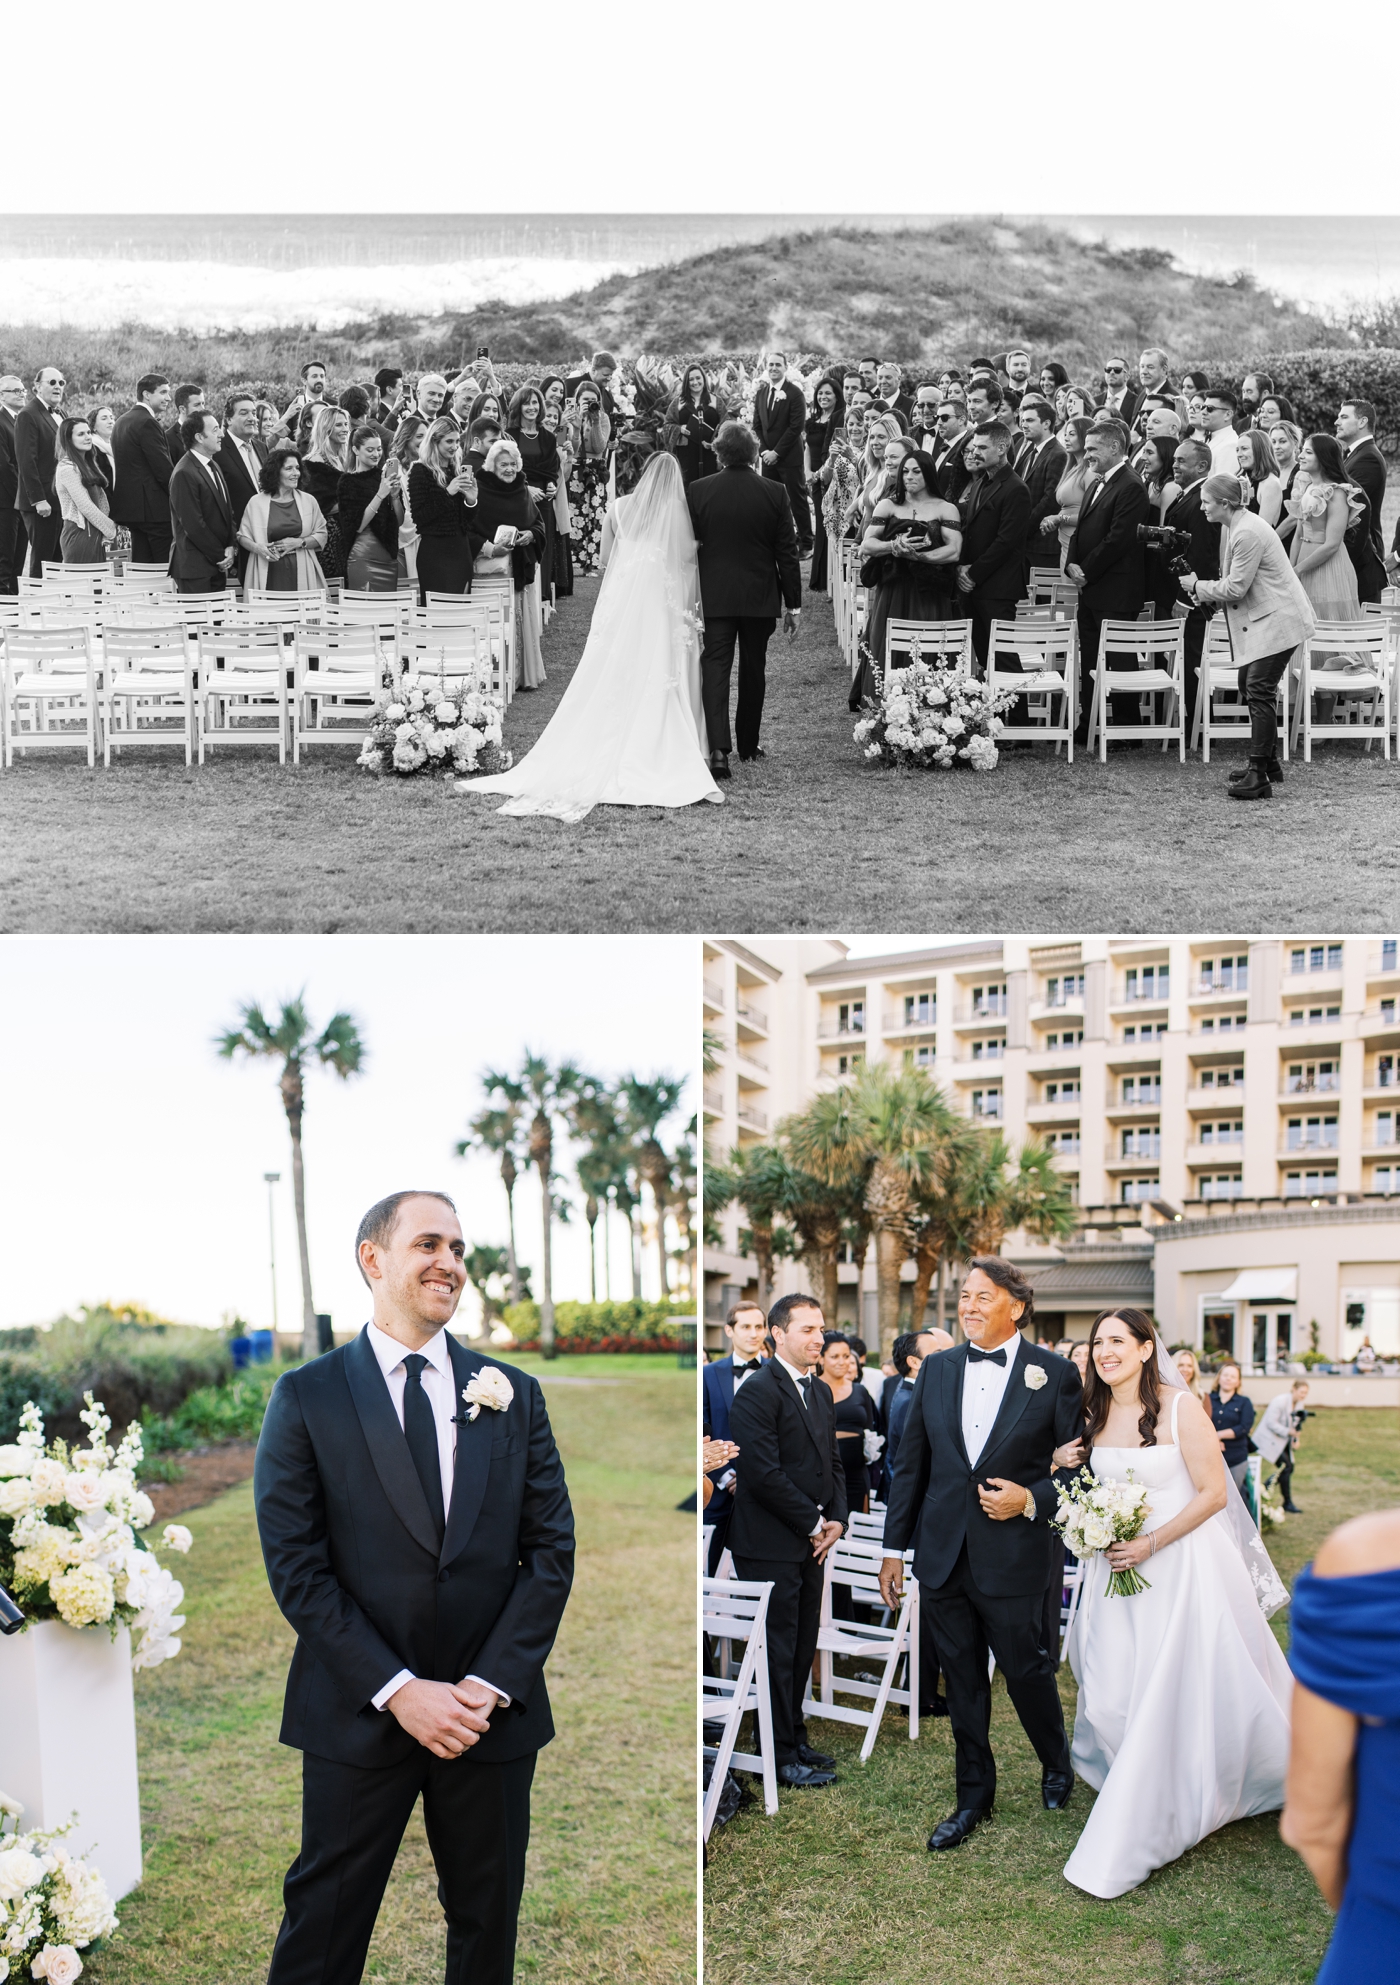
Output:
[752, 351, 812, 553]
[702, 1300, 769, 1571]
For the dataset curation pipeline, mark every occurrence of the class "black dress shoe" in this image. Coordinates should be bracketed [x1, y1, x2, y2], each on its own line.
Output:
[796, 1741, 836, 1769]
[1283, 1502, 1303, 1513]
[777, 1761, 836, 1788]
[1228, 760, 1272, 800]
[708, 749, 731, 780]
[1230, 756, 1283, 783]
[918, 1696, 950, 1718]
[1041, 1770, 1074, 1810]
[927, 1806, 991, 1851]
[738, 745, 766, 761]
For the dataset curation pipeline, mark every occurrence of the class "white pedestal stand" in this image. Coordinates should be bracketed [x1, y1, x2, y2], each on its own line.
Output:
[0, 1619, 143, 1900]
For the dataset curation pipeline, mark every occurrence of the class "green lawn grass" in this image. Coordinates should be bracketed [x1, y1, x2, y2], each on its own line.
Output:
[703, 1408, 1400, 1985]
[90, 1358, 695, 1984]
[3, 570, 1398, 935]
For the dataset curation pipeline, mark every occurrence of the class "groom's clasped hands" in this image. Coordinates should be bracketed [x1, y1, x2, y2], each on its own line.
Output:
[386, 1675, 503, 1758]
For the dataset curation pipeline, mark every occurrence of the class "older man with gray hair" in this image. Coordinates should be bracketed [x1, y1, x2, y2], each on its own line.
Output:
[0, 374, 27, 591]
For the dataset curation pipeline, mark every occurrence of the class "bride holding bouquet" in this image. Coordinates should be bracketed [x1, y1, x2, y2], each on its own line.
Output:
[1055, 1308, 1293, 1898]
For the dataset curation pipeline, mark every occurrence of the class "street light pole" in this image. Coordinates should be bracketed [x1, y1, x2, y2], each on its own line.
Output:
[264, 1172, 281, 1337]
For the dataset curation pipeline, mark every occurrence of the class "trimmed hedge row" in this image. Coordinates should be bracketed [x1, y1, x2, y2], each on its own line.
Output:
[0, 1320, 232, 1446]
[500, 1300, 691, 1353]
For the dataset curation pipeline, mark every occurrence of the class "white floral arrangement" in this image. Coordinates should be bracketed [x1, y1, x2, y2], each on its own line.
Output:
[0, 1397, 190, 1670]
[1052, 1467, 1154, 1597]
[0, 1792, 119, 1981]
[357, 673, 512, 781]
[853, 650, 1015, 772]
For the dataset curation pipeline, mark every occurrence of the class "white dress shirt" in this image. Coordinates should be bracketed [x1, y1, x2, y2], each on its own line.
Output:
[961, 1331, 1025, 1469]
[1208, 425, 1242, 477]
[365, 1322, 509, 1713]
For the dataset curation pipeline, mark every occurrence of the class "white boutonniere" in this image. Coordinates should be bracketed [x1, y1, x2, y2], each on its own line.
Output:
[1024, 1366, 1048, 1391]
[461, 1369, 514, 1421]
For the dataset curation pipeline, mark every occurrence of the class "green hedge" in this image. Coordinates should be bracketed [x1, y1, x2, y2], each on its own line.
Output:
[0, 1319, 232, 1446]
[500, 1300, 690, 1353]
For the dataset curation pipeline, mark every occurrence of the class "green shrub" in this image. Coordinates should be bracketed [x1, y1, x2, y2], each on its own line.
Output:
[1205, 348, 1400, 455]
[0, 1318, 232, 1445]
[500, 1300, 691, 1353]
[140, 1368, 280, 1455]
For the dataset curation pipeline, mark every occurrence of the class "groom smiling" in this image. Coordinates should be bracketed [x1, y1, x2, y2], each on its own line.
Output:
[254, 1189, 575, 1984]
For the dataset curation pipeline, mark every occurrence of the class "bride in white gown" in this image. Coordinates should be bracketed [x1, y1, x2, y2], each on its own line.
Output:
[1060, 1308, 1293, 1899]
[461, 449, 723, 824]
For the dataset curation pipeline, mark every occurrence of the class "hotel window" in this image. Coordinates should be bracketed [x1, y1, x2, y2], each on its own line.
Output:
[1122, 1076, 1162, 1104]
[1120, 1177, 1159, 1203]
[836, 1051, 864, 1076]
[902, 991, 935, 1027]
[1383, 999, 1398, 1023]
[1199, 954, 1249, 992]
[971, 1038, 1005, 1061]
[971, 1089, 1002, 1119]
[1384, 939, 1398, 971]
[1122, 1127, 1162, 1158]
[1291, 944, 1343, 973]
[1046, 973, 1085, 1007]
[1124, 1022, 1168, 1042]
[1200, 1014, 1243, 1034]
[1046, 1029, 1085, 1050]
[1200, 1066, 1244, 1089]
[1376, 1112, 1395, 1147]
[971, 982, 1007, 1018]
[1045, 1129, 1081, 1154]
[1124, 965, 1169, 1001]
[1044, 1079, 1081, 1103]
[1287, 1061, 1339, 1094]
[1289, 1006, 1341, 1026]
[1285, 1169, 1338, 1196]
[1378, 1056, 1396, 1089]
[1287, 1115, 1339, 1150]
[902, 1044, 935, 1069]
[1201, 1175, 1244, 1199]
[1200, 1121, 1244, 1146]
[838, 1000, 865, 1035]
[1374, 1166, 1400, 1194]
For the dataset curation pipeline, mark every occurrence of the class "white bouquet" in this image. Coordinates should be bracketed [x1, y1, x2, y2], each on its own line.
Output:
[853, 650, 1016, 772]
[0, 1397, 190, 1669]
[357, 672, 512, 781]
[0, 1792, 119, 1979]
[1052, 1466, 1154, 1597]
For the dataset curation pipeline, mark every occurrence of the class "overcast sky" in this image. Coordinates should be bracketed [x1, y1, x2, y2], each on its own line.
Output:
[0, 937, 696, 1336]
[5, 5, 1380, 213]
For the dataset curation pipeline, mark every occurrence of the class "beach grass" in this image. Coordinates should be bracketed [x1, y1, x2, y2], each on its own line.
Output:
[702, 1407, 1399, 1985]
[88, 1358, 695, 1984]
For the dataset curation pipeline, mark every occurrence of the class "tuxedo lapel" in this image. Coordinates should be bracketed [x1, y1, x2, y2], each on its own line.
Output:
[439, 1335, 496, 1568]
[343, 1326, 440, 1556]
[769, 1359, 826, 1463]
[977, 1337, 1038, 1468]
[944, 1344, 971, 1468]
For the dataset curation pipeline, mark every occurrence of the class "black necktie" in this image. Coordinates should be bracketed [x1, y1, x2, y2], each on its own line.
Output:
[967, 1345, 1007, 1366]
[796, 1374, 812, 1405]
[402, 1354, 445, 1540]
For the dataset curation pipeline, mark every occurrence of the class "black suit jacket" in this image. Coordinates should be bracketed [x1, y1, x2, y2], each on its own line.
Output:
[168, 451, 236, 584]
[727, 1357, 848, 1562]
[215, 433, 268, 540]
[14, 397, 58, 511]
[934, 430, 975, 506]
[254, 1327, 574, 1770]
[1067, 464, 1151, 618]
[959, 465, 1032, 598]
[702, 1352, 762, 1522]
[111, 405, 175, 527]
[882, 1337, 1082, 1597]
[1164, 481, 1220, 586]
[1344, 438, 1387, 557]
[1019, 439, 1068, 553]
[752, 379, 807, 471]
[687, 465, 802, 617]
[0, 407, 17, 511]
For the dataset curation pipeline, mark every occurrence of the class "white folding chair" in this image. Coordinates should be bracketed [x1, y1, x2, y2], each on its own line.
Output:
[701, 1576, 777, 1836]
[1187, 615, 1289, 762]
[195, 627, 288, 763]
[803, 1537, 920, 1761]
[101, 623, 196, 766]
[172, 590, 242, 635]
[2, 625, 100, 766]
[461, 575, 518, 695]
[883, 616, 973, 686]
[115, 562, 176, 591]
[1026, 571, 1082, 619]
[1085, 616, 1186, 760]
[1290, 620, 1391, 762]
[1363, 600, 1400, 743]
[244, 587, 327, 629]
[292, 626, 385, 761]
[842, 1510, 889, 1545]
[413, 599, 511, 703]
[1060, 1559, 1086, 1662]
[987, 616, 1076, 756]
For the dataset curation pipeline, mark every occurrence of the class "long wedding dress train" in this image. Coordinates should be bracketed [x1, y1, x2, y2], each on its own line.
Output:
[1062, 1390, 1293, 1898]
[464, 453, 722, 824]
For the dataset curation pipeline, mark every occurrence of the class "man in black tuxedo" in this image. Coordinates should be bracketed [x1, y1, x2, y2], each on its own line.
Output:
[908, 384, 942, 454]
[1099, 355, 1138, 427]
[955, 422, 1032, 673]
[702, 1300, 769, 1573]
[168, 413, 237, 592]
[216, 392, 268, 582]
[15, 365, 65, 576]
[728, 1293, 847, 1789]
[687, 420, 802, 777]
[1163, 439, 1219, 721]
[1016, 399, 1068, 575]
[112, 374, 176, 566]
[254, 1189, 574, 1985]
[373, 366, 406, 431]
[0, 376, 26, 592]
[880, 1259, 1081, 1850]
[932, 401, 974, 505]
[1066, 419, 1151, 744]
[873, 362, 913, 431]
[752, 351, 812, 553]
[1336, 399, 1387, 591]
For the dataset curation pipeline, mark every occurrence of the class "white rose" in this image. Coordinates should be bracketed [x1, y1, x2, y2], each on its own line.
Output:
[433, 702, 457, 725]
[0, 1478, 33, 1518]
[161, 1525, 193, 1555]
[461, 1368, 514, 1420]
[0, 1847, 44, 1903]
[28, 1460, 67, 1507]
[394, 721, 416, 744]
[61, 1473, 107, 1514]
[128, 1492, 155, 1529]
[1023, 1365, 1047, 1391]
[31, 1946, 83, 1983]
[0, 1446, 34, 1478]
[408, 690, 425, 712]
[384, 701, 406, 722]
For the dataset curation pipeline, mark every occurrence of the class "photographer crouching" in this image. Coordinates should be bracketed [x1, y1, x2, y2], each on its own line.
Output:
[1178, 474, 1317, 801]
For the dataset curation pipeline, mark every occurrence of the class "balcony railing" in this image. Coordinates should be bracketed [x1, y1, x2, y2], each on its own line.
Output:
[702, 1087, 724, 1116]
[1122, 1136, 1163, 1159]
[702, 978, 725, 1008]
[818, 1019, 865, 1039]
[969, 1043, 1006, 1061]
[1201, 1177, 1245, 1200]
[970, 994, 1008, 1018]
[736, 1102, 768, 1131]
[1285, 1130, 1340, 1151]
[734, 1042, 769, 1071]
[1284, 1074, 1340, 1094]
[735, 999, 767, 1031]
[1121, 1086, 1163, 1105]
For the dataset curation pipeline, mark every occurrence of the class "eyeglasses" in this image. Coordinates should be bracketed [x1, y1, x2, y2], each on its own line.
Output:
[1103, 365, 1126, 376]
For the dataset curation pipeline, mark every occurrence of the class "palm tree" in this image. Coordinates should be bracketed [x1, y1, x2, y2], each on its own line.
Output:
[461, 1244, 532, 1334]
[908, 1128, 1078, 1333]
[776, 1091, 870, 1324]
[618, 1074, 686, 1300]
[670, 1120, 698, 1303]
[217, 995, 366, 1362]
[454, 1103, 527, 1304]
[707, 1141, 792, 1307]
[480, 1054, 582, 1360]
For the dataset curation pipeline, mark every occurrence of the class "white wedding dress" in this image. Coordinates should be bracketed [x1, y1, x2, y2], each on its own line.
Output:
[1062, 1387, 1294, 1898]
[463, 451, 723, 823]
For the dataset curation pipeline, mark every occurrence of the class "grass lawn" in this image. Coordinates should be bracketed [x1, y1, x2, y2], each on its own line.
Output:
[3, 576, 1398, 936]
[703, 1408, 1400, 1985]
[89, 1356, 695, 1984]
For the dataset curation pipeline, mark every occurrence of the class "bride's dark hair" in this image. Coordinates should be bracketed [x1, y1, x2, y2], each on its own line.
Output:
[1082, 1307, 1162, 1456]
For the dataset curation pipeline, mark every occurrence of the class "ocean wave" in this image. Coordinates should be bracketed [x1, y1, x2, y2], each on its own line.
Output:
[0, 256, 646, 331]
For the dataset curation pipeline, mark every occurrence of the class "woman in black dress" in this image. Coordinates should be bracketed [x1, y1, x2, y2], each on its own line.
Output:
[849, 450, 962, 710]
[508, 384, 561, 608]
[670, 364, 720, 487]
[804, 376, 845, 594]
[816, 1332, 875, 1517]
[407, 418, 480, 601]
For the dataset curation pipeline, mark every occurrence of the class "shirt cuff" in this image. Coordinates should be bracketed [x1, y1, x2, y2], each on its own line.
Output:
[372, 1667, 416, 1711]
[464, 1675, 511, 1707]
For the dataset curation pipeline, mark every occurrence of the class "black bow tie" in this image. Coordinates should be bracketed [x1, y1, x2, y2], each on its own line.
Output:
[739, 1359, 762, 1371]
[967, 1346, 1007, 1366]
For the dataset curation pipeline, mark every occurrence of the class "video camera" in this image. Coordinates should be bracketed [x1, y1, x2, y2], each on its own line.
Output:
[1136, 522, 1193, 576]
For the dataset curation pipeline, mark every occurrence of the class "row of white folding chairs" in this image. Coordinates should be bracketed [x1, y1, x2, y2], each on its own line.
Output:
[1193, 612, 1398, 761]
[702, 1575, 777, 1838]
